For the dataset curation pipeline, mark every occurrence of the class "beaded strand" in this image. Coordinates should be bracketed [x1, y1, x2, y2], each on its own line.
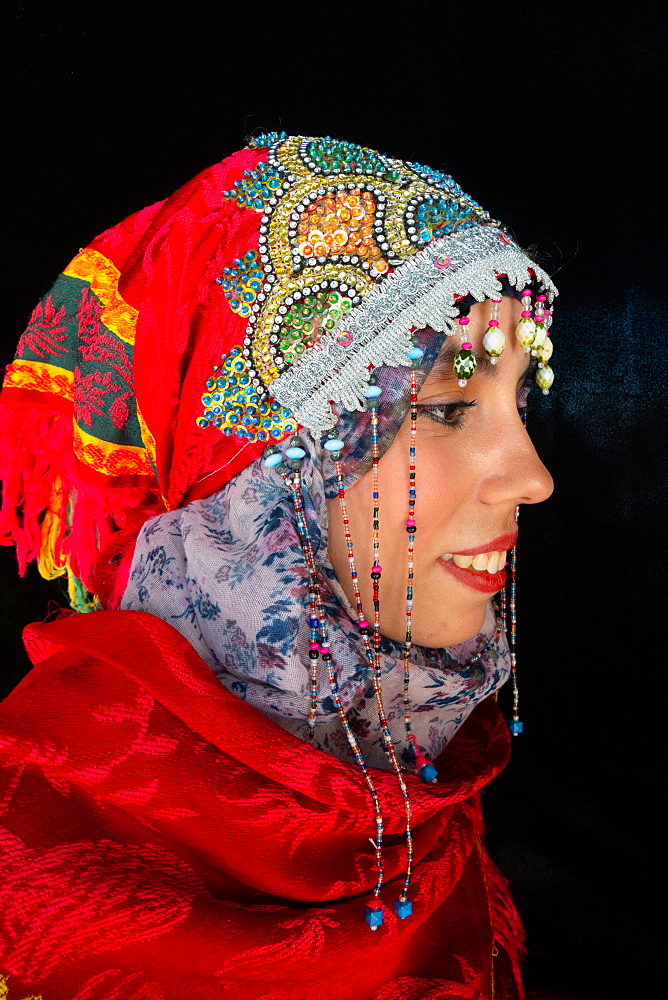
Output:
[402, 370, 418, 749]
[507, 530, 521, 735]
[264, 442, 389, 908]
[331, 452, 374, 664]
[364, 383, 416, 917]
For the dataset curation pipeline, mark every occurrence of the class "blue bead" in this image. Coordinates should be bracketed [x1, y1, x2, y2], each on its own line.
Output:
[285, 446, 306, 460]
[323, 438, 345, 452]
[393, 899, 413, 920]
[263, 453, 283, 468]
[365, 905, 384, 929]
[419, 763, 439, 783]
[364, 385, 382, 398]
[406, 347, 424, 360]
[509, 719, 524, 735]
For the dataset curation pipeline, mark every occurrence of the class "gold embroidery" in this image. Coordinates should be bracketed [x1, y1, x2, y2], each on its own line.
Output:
[136, 403, 157, 470]
[0, 973, 43, 1000]
[64, 248, 138, 346]
[73, 421, 153, 478]
[3, 359, 74, 401]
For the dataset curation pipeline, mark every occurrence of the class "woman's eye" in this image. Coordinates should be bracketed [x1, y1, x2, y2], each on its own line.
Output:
[418, 400, 477, 428]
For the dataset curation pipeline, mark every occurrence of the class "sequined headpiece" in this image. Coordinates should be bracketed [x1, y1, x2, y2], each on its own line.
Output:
[198, 133, 557, 440]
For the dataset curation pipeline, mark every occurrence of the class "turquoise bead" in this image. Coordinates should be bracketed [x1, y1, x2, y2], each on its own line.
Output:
[393, 899, 413, 919]
[365, 905, 384, 929]
[419, 763, 439, 783]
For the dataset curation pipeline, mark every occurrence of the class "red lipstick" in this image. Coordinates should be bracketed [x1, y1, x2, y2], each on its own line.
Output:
[450, 532, 518, 557]
[438, 532, 517, 594]
[439, 560, 507, 594]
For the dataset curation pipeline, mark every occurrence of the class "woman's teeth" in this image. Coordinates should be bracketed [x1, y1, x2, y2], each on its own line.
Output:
[441, 551, 506, 574]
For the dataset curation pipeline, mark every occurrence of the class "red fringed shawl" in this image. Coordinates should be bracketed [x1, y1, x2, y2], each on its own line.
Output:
[0, 147, 270, 611]
[0, 611, 523, 1000]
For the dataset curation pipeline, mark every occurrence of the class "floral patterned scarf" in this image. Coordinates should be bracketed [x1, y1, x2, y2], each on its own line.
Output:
[121, 332, 511, 768]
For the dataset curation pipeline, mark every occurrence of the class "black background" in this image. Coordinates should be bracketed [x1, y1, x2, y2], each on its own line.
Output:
[2, 2, 666, 997]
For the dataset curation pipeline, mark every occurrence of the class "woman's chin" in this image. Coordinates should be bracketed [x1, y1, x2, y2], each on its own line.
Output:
[383, 604, 490, 649]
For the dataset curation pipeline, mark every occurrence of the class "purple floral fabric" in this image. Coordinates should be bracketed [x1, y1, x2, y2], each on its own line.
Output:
[121, 334, 511, 769]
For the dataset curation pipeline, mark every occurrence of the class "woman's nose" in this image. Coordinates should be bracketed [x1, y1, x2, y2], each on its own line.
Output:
[478, 418, 554, 507]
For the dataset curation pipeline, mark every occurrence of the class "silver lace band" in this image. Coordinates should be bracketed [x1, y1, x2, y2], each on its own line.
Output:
[268, 226, 557, 434]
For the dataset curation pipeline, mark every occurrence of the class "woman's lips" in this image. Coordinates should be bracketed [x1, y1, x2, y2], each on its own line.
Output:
[448, 532, 518, 556]
[438, 533, 517, 594]
[439, 558, 507, 594]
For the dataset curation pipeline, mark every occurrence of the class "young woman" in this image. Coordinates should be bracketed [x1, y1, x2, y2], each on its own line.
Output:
[0, 134, 557, 1000]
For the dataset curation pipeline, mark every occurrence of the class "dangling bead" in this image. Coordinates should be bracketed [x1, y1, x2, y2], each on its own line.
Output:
[536, 363, 554, 394]
[536, 335, 553, 363]
[262, 445, 285, 471]
[394, 898, 413, 919]
[364, 379, 382, 409]
[407, 332, 425, 368]
[515, 287, 536, 352]
[483, 297, 505, 363]
[531, 294, 548, 355]
[365, 903, 384, 929]
[453, 341, 477, 387]
[453, 315, 477, 386]
[408, 734, 439, 783]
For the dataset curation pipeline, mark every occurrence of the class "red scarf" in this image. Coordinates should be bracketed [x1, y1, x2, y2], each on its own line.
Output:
[0, 611, 523, 999]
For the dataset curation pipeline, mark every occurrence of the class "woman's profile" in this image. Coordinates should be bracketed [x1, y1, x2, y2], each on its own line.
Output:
[0, 134, 560, 999]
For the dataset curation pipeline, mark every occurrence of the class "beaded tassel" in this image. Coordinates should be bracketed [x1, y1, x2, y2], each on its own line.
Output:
[505, 410, 528, 735]
[453, 316, 477, 387]
[363, 380, 415, 917]
[263, 441, 388, 918]
[507, 531, 522, 735]
[515, 287, 536, 352]
[403, 370, 418, 746]
[534, 290, 555, 395]
[401, 368, 436, 787]
[483, 296, 505, 363]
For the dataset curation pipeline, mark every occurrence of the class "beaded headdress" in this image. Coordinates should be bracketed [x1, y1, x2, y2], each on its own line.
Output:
[198, 133, 557, 442]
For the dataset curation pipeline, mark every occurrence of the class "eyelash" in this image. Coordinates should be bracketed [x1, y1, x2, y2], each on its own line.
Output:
[419, 381, 535, 429]
[418, 400, 477, 429]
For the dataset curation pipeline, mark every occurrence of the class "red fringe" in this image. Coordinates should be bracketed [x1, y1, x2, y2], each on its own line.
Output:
[0, 398, 164, 609]
[483, 849, 526, 999]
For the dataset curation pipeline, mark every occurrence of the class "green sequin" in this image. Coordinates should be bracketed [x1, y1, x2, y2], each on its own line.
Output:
[306, 138, 389, 175]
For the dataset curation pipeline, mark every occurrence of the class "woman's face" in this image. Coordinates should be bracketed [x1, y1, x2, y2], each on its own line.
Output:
[327, 296, 554, 647]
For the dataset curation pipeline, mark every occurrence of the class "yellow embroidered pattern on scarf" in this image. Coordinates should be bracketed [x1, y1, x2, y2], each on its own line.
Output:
[0, 973, 43, 999]
[73, 421, 153, 477]
[136, 403, 157, 471]
[64, 248, 138, 346]
[3, 359, 74, 401]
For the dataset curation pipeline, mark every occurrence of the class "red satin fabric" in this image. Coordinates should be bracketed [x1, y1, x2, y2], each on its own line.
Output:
[0, 612, 522, 999]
